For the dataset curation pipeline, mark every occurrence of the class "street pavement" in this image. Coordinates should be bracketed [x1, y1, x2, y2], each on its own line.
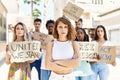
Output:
[0, 51, 120, 80]
[108, 57, 120, 80]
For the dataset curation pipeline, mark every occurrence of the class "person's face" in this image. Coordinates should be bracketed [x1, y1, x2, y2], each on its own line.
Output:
[57, 21, 68, 38]
[76, 21, 83, 30]
[76, 29, 85, 41]
[34, 21, 41, 31]
[47, 23, 54, 34]
[97, 27, 104, 39]
[89, 30, 95, 38]
[15, 24, 24, 37]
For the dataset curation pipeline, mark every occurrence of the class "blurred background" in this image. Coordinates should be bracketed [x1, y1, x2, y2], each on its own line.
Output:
[0, 0, 120, 80]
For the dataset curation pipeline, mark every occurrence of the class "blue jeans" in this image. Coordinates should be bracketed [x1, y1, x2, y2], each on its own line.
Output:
[89, 62, 109, 80]
[41, 69, 51, 80]
[30, 58, 41, 80]
[76, 76, 89, 80]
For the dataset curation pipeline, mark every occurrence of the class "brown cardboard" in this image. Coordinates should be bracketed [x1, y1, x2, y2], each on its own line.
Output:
[98, 46, 116, 64]
[32, 32, 53, 50]
[8, 41, 41, 63]
[77, 42, 98, 61]
[63, 2, 84, 21]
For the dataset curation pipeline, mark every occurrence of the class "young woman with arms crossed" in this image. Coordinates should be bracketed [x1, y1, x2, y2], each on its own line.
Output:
[45, 17, 80, 80]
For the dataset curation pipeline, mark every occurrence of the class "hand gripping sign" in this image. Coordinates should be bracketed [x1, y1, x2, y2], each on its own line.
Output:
[8, 41, 41, 63]
[77, 42, 98, 61]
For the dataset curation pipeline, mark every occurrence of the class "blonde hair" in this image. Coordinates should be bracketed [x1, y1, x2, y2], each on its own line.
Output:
[13, 22, 31, 41]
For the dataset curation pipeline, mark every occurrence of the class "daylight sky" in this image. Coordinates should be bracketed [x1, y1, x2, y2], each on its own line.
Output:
[18, 0, 54, 20]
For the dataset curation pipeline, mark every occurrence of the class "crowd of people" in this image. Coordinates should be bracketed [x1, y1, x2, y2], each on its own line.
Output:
[5, 16, 119, 80]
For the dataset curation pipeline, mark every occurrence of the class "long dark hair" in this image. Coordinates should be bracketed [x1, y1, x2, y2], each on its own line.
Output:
[94, 25, 107, 40]
[75, 28, 89, 41]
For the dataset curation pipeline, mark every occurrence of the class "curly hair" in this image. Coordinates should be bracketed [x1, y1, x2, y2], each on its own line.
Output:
[76, 28, 89, 41]
[53, 17, 76, 40]
[46, 19, 54, 28]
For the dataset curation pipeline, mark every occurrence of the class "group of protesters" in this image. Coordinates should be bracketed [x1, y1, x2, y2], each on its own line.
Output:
[5, 16, 118, 80]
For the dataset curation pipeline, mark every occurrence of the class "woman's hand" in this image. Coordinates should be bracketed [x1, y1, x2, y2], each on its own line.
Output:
[72, 53, 79, 59]
[111, 61, 116, 66]
[38, 52, 43, 59]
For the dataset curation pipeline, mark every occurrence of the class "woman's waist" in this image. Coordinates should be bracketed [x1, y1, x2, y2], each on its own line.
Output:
[90, 62, 108, 65]
[11, 62, 30, 65]
[53, 69, 73, 74]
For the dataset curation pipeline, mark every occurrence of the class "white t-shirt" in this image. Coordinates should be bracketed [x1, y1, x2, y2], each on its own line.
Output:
[52, 40, 74, 60]
[41, 39, 74, 70]
[92, 40, 114, 46]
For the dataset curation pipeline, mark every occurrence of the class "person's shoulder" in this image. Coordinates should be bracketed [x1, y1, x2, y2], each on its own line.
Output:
[91, 40, 97, 43]
[71, 41, 78, 47]
[72, 41, 77, 44]
[104, 40, 114, 46]
[47, 39, 54, 47]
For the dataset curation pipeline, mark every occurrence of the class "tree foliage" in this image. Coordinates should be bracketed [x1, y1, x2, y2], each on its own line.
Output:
[23, 0, 41, 18]
[32, 8, 41, 19]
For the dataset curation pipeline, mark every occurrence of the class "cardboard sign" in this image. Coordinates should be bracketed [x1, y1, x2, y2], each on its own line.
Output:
[32, 32, 53, 50]
[8, 41, 41, 63]
[63, 2, 84, 21]
[77, 42, 98, 61]
[98, 46, 116, 64]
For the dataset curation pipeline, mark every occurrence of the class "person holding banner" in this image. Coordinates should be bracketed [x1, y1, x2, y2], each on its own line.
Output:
[74, 28, 93, 80]
[41, 19, 54, 80]
[5, 22, 32, 80]
[45, 17, 80, 80]
[30, 18, 42, 80]
[75, 18, 89, 41]
[89, 25, 116, 80]
[46, 20, 55, 35]
[75, 18, 83, 31]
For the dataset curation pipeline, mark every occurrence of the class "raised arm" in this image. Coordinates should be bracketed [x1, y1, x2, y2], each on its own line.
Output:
[54, 41, 80, 68]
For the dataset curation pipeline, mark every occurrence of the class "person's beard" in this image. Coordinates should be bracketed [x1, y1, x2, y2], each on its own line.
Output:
[49, 32, 52, 35]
